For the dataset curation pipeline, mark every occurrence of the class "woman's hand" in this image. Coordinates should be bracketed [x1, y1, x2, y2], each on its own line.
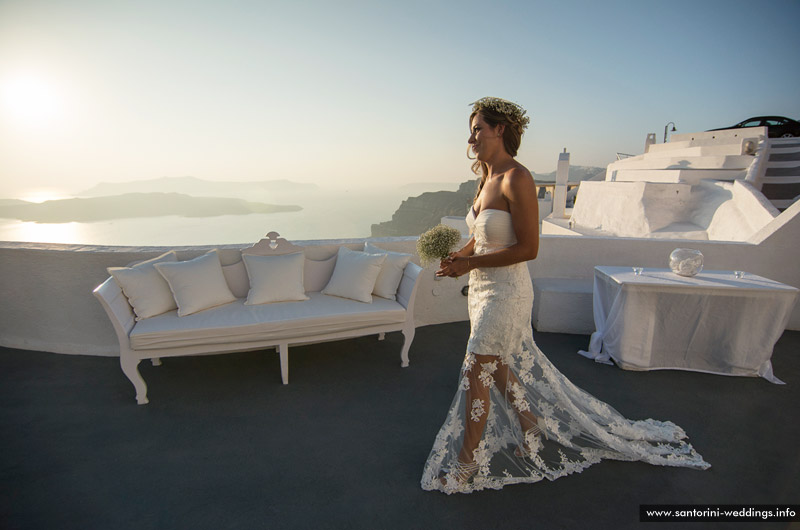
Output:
[436, 255, 471, 278]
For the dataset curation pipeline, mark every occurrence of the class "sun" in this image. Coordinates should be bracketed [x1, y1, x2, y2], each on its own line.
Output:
[0, 72, 63, 127]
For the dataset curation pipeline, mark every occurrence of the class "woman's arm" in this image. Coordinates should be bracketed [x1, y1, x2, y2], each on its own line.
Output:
[438, 169, 538, 277]
[451, 237, 475, 259]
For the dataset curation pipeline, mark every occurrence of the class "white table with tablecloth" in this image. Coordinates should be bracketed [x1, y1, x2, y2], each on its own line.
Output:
[578, 266, 798, 384]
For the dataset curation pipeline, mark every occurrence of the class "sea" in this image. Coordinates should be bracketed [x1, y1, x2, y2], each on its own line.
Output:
[0, 184, 461, 247]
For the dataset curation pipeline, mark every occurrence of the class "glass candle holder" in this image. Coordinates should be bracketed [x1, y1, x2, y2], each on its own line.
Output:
[669, 248, 704, 277]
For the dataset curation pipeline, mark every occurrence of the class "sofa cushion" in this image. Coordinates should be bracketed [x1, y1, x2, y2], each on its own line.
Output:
[304, 254, 337, 292]
[108, 251, 178, 320]
[364, 242, 412, 301]
[322, 247, 386, 303]
[222, 260, 250, 298]
[130, 292, 406, 351]
[243, 252, 309, 305]
[154, 250, 237, 316]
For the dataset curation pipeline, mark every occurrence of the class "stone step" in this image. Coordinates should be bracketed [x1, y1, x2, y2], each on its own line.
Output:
[608, 168, 746, 184]
[769, 151, 800, 161]
[762, 176, 800, 184]
[765, 166, 800, 177]
[671, 127, 767, 143]
[646, 143, 752, 156]
[767, 160, 800, 168]
[608, 155, 754, 171]
[761, 182, 800, 200]
[770, 146, 800, 154]
[769, 138, 800, 148]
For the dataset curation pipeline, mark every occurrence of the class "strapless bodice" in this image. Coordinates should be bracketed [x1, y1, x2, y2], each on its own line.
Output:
[466, 208, 517, 255]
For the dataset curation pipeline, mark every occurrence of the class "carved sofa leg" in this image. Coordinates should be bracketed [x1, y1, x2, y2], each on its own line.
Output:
[400, 327, 415, 368]
[120, 354, 149, 405]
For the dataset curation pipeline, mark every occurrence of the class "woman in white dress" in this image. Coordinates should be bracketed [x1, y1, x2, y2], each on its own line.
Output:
[420, 97, 709, 494]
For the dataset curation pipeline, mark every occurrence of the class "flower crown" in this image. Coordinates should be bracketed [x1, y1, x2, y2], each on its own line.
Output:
[470, 97, 530, 131]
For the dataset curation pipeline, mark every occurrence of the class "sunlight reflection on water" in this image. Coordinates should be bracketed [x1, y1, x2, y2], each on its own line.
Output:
[0, 212, 369, 246]
[1, 221, 85, 245]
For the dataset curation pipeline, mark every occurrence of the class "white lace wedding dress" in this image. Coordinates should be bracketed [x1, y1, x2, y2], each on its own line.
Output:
[420, 208, 710, 494]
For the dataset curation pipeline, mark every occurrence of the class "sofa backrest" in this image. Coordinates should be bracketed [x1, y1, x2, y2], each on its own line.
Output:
[123, 233, 412, 301]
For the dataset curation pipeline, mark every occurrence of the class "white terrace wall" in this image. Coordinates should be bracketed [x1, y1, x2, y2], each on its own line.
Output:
[1, 200, 798, 357]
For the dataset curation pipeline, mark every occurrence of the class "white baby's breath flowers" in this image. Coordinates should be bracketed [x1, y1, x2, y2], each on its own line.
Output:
[416, 224, 462, 266]
[471, 97, 530, 131]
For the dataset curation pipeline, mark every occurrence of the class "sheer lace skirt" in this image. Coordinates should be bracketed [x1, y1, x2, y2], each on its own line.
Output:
[421, 265, 710, 495]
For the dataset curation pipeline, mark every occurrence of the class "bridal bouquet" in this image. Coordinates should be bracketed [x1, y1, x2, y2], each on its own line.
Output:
[416, 224, 462, 266]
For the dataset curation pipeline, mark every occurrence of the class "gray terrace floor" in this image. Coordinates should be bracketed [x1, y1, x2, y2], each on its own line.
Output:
[1, 322, 798, 530]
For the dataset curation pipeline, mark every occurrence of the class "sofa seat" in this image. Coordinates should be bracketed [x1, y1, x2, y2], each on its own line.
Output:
[130, 292, 407, 351]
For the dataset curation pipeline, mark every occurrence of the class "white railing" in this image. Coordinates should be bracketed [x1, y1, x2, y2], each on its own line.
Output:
[744, 136, 770, 188]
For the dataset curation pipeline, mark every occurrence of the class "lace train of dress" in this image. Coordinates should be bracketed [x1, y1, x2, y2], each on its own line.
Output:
[420, 209, 710, 494]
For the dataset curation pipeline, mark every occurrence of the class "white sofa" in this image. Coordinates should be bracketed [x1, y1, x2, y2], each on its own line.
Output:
[94, 233, 423, 404]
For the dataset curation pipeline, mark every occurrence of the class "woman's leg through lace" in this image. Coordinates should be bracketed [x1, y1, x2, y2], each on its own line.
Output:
[492, 359, 539, 432]
[459, 353, 540, 464]
[458, 353, 493, 465]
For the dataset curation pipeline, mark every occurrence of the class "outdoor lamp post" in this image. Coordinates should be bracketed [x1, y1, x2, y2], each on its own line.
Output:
[664, 122, 677, 143]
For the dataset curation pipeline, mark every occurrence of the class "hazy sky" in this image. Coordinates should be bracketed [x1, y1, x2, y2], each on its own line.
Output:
[1, 0, 799, 200]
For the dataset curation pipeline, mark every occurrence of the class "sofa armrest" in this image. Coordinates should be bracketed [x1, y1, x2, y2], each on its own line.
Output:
[397, 262, 423, 311]
[93, 277, 136, 347]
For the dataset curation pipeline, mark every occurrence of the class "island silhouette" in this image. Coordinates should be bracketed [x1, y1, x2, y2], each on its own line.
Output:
[0, 192, 301, 223]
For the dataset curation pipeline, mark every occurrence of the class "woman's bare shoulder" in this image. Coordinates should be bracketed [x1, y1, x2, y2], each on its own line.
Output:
[504, 163, 536, 194]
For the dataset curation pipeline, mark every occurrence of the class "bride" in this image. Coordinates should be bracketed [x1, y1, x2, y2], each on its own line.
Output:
[420, 97, 710, 494]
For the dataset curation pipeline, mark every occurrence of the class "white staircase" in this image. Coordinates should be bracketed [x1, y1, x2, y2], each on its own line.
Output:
[759, 138, 800, 211]
[558, 127, 781, 242]
[605, 128, 763, 184]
